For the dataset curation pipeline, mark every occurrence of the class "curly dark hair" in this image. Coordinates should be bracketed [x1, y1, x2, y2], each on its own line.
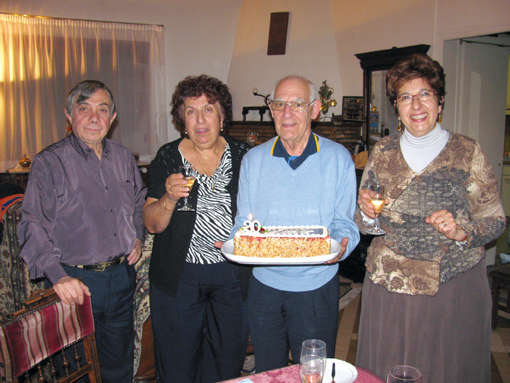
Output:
[386, 53, 446, 113]
[170, 75, 233, 135]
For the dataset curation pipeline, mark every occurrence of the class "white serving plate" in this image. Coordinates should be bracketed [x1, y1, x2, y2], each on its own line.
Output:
[220, 239, 340, 265]
[323, 358, 358, 383]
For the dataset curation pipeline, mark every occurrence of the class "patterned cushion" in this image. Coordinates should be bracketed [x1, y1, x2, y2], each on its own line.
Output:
[134, 232, 153, 375]
[0, 200, 44, 317]
[0, 292, 95, 381]
[0, 201, 44, 317]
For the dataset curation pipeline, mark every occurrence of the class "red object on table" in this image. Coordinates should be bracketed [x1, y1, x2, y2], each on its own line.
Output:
[221, 364, 384, 383]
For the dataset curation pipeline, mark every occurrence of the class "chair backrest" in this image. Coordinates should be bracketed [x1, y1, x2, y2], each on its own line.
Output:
[0, 199, 45, 318]
[0, 288, 101, 382]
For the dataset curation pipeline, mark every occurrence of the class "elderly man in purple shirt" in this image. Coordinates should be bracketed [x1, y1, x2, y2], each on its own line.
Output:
[18, 80, 147, 383]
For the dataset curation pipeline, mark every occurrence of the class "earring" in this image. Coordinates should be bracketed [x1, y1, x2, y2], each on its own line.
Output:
[398, 118, 402, 132]
[438, 112, 442, 124]
[185, 129, 188, 135]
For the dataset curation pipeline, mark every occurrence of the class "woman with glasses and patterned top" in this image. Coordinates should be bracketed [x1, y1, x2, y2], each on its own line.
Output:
[355, 53, 505, 383]
[143, 75, 251, 383]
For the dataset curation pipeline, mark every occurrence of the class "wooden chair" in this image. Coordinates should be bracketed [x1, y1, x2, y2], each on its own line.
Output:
[489, 264, 510, 329]
[0, 288, 101, 382]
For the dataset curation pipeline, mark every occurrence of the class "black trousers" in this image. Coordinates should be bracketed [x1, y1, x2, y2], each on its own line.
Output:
[247, 273, 339, 373]
[150, 261, 248, 383]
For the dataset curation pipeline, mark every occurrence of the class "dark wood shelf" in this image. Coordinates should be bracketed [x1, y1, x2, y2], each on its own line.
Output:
[227, 119, 362, 154]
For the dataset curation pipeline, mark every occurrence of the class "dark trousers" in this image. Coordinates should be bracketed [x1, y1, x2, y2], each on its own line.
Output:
[247, 273, 339, 373]
[61, 261, 136, 383]
[150, 262, 248, 383]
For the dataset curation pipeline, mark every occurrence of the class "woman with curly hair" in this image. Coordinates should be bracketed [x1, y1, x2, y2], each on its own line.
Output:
[143, 75, 251, 382]
[355, 54, 505, 382]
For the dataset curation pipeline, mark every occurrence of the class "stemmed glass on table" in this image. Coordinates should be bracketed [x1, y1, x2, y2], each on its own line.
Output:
[300, 339, 327, 383]
[386, 365, 422, 383]
[177, 165, 197, 212]
[366, 180, 386, 235]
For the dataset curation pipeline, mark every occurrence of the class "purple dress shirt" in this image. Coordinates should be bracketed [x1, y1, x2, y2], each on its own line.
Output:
[18, 133, 147, 284]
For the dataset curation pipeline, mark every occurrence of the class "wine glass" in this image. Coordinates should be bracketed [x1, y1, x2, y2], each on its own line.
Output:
[386, 365, 422, 383]
[177, 165, 196, 212]
[366, 180, 386, 235]
[300, 339, 327, 383]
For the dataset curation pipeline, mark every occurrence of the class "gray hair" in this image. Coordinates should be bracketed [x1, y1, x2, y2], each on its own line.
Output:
[269, 75, 319, 103]
[66, 80, 116, 117]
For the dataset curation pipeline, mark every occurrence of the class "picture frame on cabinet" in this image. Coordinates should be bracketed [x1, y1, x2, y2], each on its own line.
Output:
[342, 97, 363, 121]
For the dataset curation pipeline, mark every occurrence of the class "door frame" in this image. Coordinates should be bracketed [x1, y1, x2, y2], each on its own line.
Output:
[434, 24, 510, 62]
[435, 25, 510, 266]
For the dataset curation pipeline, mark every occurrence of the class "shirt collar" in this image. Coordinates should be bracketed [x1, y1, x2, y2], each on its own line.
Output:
[69, 132, 111, 160]
[271, 132, 319, 169]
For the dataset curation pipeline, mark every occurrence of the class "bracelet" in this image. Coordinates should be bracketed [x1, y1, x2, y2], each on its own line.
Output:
[455, 224, 468, 250]
[162, 196, 173, 212]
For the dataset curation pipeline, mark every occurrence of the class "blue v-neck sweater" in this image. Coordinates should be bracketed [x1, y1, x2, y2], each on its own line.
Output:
[230, 135, 360, 292]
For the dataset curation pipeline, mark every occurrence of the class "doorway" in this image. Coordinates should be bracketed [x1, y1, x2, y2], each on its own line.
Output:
[442, 32, 510, 265]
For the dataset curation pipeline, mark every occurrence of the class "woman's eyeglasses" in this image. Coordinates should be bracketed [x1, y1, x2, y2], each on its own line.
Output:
[395, 91, 437, 105]
[268, 100, 315, 112]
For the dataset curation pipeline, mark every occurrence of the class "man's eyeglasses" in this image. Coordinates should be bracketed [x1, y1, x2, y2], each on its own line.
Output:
[395, 91, 437, 105]
[268, 100, 315, 112]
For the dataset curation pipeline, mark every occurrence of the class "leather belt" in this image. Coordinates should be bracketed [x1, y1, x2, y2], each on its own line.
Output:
[66, 256, 126, 272]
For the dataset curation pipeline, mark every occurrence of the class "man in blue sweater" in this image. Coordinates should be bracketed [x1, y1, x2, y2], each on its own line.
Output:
[230, 75, 360, 372]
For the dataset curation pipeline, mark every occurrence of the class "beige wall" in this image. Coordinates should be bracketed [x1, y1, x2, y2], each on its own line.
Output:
[227, 0, 343, 121]
[1, 0, 509, 145]
[331, 0, 436, 101]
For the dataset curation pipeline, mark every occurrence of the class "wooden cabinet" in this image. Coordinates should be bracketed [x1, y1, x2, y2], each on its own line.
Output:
[355, 44, 430, 144]
[0, 171, 30, 189]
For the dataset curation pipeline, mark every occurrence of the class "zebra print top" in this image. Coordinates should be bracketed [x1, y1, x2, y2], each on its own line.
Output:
[183, 144, 233, 264]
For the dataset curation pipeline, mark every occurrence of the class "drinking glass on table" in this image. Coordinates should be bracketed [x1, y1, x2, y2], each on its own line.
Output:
[300, 339, 327, 383]
[177, 165, 196, 212]
[366, 180, 386, 235]
[386, 365, 422, 383]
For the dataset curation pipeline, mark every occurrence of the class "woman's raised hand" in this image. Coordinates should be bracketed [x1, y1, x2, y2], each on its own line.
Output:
[358, 188, 375, 218]
[426, 209, 467, 242]
[358, 188, 389, 219]
[164, 172, 190, 204]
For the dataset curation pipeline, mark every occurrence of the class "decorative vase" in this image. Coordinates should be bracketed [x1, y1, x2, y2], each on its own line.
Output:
[19, 154, 31, 169]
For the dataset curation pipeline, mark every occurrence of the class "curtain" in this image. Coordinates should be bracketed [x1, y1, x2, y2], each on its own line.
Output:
[0, 14, 168, 171]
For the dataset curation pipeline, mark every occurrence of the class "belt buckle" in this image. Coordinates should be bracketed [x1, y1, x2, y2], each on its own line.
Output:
[96, 263, 107, 272]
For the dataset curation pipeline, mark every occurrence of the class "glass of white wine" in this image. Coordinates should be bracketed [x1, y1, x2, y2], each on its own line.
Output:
[300, 339, 327, 383]
[366, 180, 386, 235]
[177, 165, 196, 212]
[386, 365, 422, 383]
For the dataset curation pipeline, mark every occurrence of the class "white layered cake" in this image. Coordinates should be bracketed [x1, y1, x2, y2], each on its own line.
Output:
[233, 225, 331, 258]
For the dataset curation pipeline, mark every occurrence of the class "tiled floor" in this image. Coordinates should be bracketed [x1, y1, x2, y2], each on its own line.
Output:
[335, 222, 510, 382]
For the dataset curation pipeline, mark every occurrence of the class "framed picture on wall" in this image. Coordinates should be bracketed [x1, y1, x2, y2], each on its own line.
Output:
[342, 97, 363, 121]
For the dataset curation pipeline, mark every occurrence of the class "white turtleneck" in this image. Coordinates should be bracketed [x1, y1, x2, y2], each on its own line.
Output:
[400, 123, 450, 173]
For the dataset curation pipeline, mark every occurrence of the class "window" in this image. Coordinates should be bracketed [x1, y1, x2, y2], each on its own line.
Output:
[0, 14, 168, 170]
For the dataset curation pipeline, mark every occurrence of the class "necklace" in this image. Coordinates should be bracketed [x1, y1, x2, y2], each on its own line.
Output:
[193, 144, 222, 191]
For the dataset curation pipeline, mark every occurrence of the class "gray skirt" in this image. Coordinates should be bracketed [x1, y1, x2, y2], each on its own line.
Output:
[356, 259, 491, 383]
